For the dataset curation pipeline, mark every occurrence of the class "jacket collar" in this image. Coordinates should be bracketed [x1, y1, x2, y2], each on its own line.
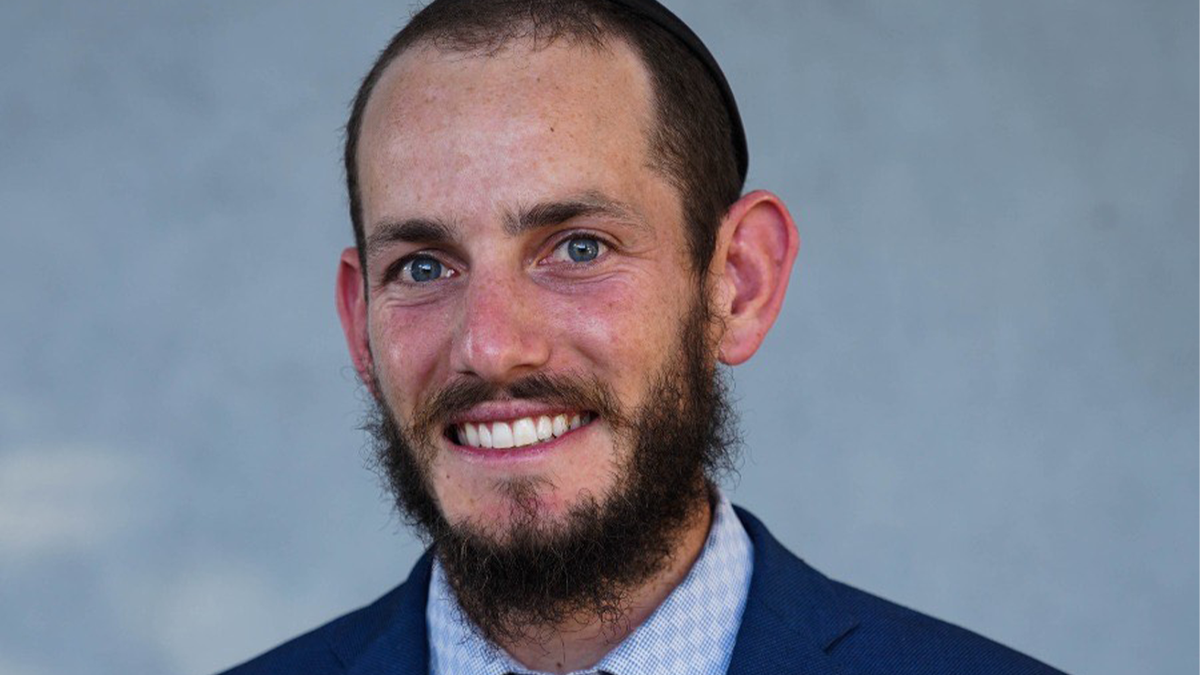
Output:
[333, 506, 858, 674]
[727, 506, 859, 675]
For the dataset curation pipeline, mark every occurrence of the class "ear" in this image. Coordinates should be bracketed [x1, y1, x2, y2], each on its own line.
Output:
[709, 190, 800, 365]
[335, 247, 375, 392]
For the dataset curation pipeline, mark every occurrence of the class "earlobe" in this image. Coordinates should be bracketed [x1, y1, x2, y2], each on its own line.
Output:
[712, 190, 800, 365]
[335, 247, 375, 391]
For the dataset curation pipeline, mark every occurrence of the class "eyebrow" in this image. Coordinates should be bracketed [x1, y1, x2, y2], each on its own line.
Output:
[504, 191, 646, 236]
[365, 217, 456, 260]
[364, 190, 646, 259]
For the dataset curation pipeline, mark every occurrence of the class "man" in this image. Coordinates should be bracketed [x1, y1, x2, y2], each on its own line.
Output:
[223, 1, 1064, 673]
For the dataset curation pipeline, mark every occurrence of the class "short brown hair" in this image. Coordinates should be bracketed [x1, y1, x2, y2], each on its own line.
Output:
[344, 0, 744, 276]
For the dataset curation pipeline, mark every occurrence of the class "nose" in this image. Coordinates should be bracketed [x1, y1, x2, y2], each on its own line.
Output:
[450, 271, 551, 383]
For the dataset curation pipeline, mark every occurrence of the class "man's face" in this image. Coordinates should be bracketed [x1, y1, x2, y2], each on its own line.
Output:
[354, 39, 707, 537]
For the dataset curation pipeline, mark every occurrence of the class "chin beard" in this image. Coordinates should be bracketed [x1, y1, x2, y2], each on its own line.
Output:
[362, 292, 738, 647]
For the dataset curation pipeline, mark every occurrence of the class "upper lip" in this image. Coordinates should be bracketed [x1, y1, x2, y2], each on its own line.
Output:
[447, 401, 590, 426]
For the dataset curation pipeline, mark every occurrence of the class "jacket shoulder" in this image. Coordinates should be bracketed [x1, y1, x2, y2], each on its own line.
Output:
[216, 583, 404, 675]
[828, 580, 1065, 674]
[731, 506, 1066, 675]
[215, 553, 433, 675]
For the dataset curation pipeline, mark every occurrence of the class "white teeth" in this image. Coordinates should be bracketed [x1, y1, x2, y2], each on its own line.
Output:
[491, 421, 514, 448]
[512, 418, 538, 446]
[456, 412, 594, 449]
[536, 416, 553, 441]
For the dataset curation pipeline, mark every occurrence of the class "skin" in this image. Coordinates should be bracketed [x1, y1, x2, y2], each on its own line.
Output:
[336, 37, 799, 673]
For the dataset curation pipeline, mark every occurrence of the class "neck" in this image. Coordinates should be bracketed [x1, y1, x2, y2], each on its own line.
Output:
[500, 495, 714, 674]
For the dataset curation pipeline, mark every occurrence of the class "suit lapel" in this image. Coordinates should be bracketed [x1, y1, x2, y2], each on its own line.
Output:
[727, 507, 859, 675]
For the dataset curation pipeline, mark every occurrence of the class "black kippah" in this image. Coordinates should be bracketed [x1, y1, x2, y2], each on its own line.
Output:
[607, 0, 749, 183]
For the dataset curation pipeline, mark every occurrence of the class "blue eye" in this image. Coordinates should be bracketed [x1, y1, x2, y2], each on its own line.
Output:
[564, 236, 602, 263]
[405, 255, 445, 282]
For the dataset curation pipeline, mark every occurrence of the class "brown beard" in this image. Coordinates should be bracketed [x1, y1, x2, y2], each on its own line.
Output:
[362, 289, 738, 646]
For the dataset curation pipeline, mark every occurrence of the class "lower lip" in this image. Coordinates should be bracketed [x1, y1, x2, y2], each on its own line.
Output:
[447, 419, 596, 463]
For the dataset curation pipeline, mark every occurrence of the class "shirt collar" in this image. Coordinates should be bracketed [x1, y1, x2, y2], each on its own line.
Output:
[426, 490, 754, 675]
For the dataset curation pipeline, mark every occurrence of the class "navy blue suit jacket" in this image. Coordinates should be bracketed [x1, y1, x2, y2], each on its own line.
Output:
[221, 507, 1065, 674]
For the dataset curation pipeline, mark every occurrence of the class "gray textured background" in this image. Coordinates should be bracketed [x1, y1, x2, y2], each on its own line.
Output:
[1, 1, 1195, 674]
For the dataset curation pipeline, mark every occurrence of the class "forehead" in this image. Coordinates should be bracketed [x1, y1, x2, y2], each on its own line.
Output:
[357, 37, 676, 233]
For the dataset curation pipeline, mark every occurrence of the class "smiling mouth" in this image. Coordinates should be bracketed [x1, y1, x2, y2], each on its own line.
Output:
[447, 412, 595, 450]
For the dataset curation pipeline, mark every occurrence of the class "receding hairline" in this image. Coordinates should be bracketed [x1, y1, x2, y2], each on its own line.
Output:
[359, 30, 641, 124]
[352, 28, 676, 178]
[354, 32, 676, 208]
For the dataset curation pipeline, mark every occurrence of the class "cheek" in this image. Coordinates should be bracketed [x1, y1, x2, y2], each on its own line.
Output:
[554, 274, 688, 395]
[369, 301, 455, 410]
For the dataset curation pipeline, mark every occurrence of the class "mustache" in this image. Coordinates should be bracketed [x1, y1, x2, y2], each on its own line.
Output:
[409, 371, 626, 438]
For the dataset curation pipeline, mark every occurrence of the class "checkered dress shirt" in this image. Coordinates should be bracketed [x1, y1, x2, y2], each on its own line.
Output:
[426, 492, 754, 675]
